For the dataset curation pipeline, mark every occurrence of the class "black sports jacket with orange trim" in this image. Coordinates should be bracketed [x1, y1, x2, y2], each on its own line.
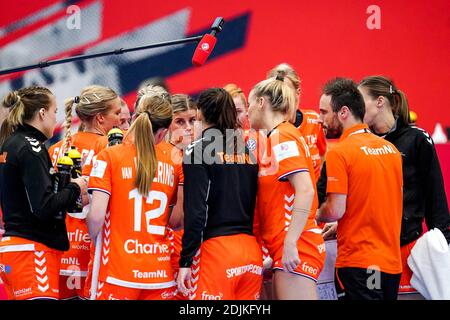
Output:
[0, 124, 80, 251]
[383, 117, 450, 246]
[179, 127, 258, 268]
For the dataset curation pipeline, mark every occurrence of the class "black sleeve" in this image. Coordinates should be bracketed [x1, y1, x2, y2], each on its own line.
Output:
[19, 146, 81, 221]
[416, 133, 450, 243]
[179, 146, 209, 268]
[317, 161, 327, 206]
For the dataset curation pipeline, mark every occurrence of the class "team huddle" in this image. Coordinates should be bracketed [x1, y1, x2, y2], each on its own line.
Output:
[0, 63, 448, 300]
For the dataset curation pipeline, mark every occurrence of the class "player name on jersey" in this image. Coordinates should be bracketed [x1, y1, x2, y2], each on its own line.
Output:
[120, 158, 175, 187]
[124, 239, 170, 255]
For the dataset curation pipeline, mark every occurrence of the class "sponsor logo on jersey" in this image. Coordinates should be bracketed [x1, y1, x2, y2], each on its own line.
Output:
[14, 287, 32, 297]
[301, 261, 319, 276]
[246, 138, 257, 152]
[226, 264, 263, 278]
[91, 159, 107, 178]
[201, 290, 223, 300]
[273, 141, 299, 162]
[124, 239, 170, 255]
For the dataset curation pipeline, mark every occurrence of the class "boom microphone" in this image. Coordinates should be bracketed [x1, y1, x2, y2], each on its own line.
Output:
[192, 17, 225, 67]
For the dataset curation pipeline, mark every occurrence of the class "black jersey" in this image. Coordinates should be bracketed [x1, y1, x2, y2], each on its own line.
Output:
[382, 118, 450, 246]
[179, 127, 258, 267]
[0, 124, 80, 251]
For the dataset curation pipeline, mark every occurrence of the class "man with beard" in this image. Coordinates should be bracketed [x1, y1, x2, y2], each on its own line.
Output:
[316, 78, 403, 300]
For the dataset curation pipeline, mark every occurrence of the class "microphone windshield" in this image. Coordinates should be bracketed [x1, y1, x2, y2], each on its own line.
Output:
[192, 34, 217, 67]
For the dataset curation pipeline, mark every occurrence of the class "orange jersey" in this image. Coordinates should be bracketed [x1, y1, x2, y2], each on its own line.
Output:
[82, 135, 109, 176]
[326, 124, 403, 274]
[298, 109, 327, 182]
[255, 121, 320, 263]
[88, 141, 181, 289]
[48, 132, 104, 169]
[48, 132, 105, 277]
[157, 141, 184, 185]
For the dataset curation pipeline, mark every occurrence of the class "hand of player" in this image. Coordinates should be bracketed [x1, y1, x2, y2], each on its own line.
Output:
[72, 177, 88, 197]
[282, 240, 301, 273]
[177, 267, 192, 296]
[322, 222, 338, 240]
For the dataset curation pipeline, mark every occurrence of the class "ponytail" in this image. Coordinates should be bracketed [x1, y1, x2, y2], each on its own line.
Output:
[126, 94, 172, 196]
[62, 97, 76, 154]
[395, 89, 410, 125]
[0, 87, 52, 146]
[129, 112, 157, 195]
[0, 91, 25, 145]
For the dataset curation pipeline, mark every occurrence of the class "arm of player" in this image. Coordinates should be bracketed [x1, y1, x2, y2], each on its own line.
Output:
[283, 171, 315, 273]
[169, 185, 184, 230]
[316, 193, 347, 223]
[87, 190, 110, 240]
[177, 267, 192, 296]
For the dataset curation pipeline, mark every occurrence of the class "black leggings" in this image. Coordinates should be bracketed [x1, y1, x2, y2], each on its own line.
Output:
[335, 267, 401, 300]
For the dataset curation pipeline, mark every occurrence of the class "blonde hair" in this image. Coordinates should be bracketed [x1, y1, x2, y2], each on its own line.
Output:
[63, 85, 118, 153]
[251, 77, 297, 121]
[0, 86, 53, 146]
[134, 85, 171, 113]
[223, 83, 247, 107]
[126, 95, 172, 195]
[267, 63, 301, 91]
[170, 94, 196, 114]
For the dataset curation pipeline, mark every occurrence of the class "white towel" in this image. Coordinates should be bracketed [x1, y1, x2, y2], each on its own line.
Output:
[407, 228, 450, 300]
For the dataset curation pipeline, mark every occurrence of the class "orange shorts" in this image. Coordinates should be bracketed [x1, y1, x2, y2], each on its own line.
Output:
[0, 237, 62, 300]
[59, 275, 86, 300]
[95, 281, 177, 300]
[398, 240, 418, 294]
[190, 234, 263, 300]
[272, 229, 326, 282]
[59, 215, 90, 299]
[168, 228, 186, 300]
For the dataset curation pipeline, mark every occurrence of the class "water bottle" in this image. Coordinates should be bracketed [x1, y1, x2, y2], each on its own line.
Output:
[53, 153, 73, 219]
[68, 146, 83, 213]
[108, 127, 124, 147]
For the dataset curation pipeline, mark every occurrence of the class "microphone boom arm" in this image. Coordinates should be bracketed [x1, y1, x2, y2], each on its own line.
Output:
[0, 16, 225, 76]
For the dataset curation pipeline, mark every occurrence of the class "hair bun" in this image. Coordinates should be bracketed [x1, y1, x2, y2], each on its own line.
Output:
[3, 91, 21, 109]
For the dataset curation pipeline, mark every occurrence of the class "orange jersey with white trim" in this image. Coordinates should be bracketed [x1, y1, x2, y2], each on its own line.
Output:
[48, 132, 105, 275]
[255, 122, 319, 262]
[88, 141, 181, 288]
[326, 124, 403, 274]
[48, 132, 104, 169]
[298, 109, 327, 182]
[157, 141, 184, 185]
[81, 135, 109, 176]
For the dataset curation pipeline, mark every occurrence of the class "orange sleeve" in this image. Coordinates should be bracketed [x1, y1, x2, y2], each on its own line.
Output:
[48, 141, 63, 168]
[82, 138, 107, 176]
[271, 133, 310, 181]
[88, 149, 112, 196]
[325, 148, 348, 194]
[178, 162, 184, 185]
[317, 124, 327, 156]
